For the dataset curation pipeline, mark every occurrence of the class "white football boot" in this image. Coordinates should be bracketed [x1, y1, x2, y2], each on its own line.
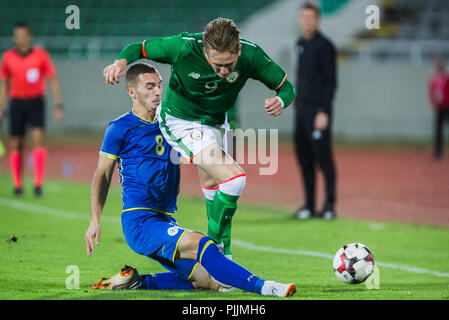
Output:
[261, 281, 297, 297]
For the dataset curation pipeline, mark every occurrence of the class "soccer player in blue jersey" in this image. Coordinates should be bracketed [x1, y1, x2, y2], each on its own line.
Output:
[84, 63, 296, 297]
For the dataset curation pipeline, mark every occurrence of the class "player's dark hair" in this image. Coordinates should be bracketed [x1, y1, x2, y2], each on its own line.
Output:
[202, 18, 240, 54]
[126, 63, 157, 88]
[300, 2, 321, 16]
[14, 22, 32, 34]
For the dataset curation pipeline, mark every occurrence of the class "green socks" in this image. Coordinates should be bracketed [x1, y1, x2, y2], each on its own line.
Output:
[206, 190, 239, 255]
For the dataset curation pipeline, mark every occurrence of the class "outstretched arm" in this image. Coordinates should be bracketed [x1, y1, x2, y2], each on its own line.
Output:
[85, 155, 116, 256]
[103, 34, 183, 85]
[250, 45, 296, 117]
[103, 42, 143, 85]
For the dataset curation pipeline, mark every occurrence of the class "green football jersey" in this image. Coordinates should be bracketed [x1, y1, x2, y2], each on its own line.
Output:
[118, 32, 295, 126]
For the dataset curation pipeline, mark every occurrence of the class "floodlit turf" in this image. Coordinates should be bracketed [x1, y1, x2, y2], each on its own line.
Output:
[0, 175, 448, 300]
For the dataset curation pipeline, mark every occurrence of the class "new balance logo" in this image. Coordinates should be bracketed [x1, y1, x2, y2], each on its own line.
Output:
[188, 72, 201, 79]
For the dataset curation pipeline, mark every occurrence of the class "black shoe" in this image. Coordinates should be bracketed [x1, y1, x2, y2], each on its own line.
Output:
[294, 206, 315, 220]
[14, 188, 23, 196]
[34, 186, 43, 197]
[318, 208, 337, 220]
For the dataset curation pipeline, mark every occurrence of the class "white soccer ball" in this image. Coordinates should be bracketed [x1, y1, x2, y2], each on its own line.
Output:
[333, 243, 375, 284]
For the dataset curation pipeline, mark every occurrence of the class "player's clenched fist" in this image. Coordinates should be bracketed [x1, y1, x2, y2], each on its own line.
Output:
[264, 97, 284, 117]
[103, 59, 127, 85]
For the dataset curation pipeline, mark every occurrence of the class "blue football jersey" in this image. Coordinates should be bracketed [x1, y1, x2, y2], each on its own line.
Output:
[100, 109, 180, 214]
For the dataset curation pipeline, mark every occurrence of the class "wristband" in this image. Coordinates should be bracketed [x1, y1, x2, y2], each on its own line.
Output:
[275, 96, 285, 109]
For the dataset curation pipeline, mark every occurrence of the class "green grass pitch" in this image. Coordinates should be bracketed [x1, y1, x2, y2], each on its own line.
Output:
[0, 175, 448, 300]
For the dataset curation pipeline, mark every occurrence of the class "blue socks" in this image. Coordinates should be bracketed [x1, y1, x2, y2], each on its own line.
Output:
[140, 259, 197, 290]
[140, 272, 195, 290]
[196, 236, 265, 294]
[139, 237, 266, 294]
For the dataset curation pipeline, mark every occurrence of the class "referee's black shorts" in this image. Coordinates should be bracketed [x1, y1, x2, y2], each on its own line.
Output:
[8, 96, 45, 136]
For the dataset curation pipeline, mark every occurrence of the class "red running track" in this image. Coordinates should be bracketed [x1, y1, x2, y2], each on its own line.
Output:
[1, 144, 448, 227]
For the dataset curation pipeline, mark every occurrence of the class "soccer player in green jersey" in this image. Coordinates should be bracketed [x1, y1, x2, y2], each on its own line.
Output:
[103, 18, 296, 258]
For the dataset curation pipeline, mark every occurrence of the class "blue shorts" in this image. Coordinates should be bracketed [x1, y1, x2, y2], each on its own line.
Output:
[121, 209, 196, 280]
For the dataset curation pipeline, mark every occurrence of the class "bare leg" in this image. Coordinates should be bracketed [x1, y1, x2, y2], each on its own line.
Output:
[189, 263, 219, 290]
[197, 166, 218, 189]
[30, 127, 45, 148]
[9, 135, 24, 152]
[192, 142, 244, 183]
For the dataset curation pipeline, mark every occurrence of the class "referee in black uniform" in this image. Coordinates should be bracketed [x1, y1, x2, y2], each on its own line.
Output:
[293, 2, 337, 220]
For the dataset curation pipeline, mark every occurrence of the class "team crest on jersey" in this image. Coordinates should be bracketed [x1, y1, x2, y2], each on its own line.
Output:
[225, 71, 240, 83]
[191, 129, 203, 141]
[167, 226, 179, 236]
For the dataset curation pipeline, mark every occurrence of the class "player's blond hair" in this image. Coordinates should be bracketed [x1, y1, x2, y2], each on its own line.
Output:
[202, 18, 240, 54]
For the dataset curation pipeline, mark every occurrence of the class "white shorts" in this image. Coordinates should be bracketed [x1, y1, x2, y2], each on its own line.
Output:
[156, 105, 233, 162]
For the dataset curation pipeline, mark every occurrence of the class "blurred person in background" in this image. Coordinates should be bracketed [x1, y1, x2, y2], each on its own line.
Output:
[0, 22, 63, 196]
[0, 110, 3, 172]
[293, 2, 337, 220]
[0, 135, 4, 174]
[0, 135, 4, 158]
[428, 57, 449, 160]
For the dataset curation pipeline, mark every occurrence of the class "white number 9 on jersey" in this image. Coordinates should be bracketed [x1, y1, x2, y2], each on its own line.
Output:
[204, 81, 218, 94]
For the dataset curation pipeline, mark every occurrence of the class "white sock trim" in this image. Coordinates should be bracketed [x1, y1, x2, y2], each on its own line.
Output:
[201, 186, 218, 201]
[218, 174, 246, 197]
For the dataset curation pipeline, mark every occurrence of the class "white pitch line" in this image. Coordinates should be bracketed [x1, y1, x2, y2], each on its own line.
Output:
[231, 240, 449, 279]
[1, 196, 449, 279]
[0, 196, 120, 223]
